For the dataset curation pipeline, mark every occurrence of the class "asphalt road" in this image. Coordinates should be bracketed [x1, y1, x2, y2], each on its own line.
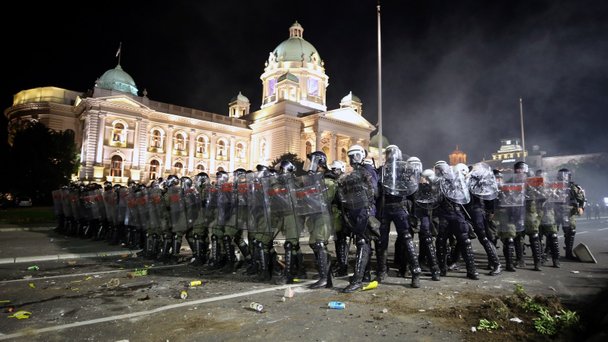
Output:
[0, 217, 606, 341]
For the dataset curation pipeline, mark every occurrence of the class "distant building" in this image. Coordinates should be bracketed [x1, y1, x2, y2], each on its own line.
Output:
[449, 145, 467, 166]
[4, 22, 375, 184]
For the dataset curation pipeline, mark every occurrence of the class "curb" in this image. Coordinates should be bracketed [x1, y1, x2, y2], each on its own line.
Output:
[0, 250, 141, 265]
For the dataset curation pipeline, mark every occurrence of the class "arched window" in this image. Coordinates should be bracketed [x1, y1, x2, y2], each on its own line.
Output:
[217, 139, 227, 159]
[236, 142, 245, 160]
[175, 132, 186, 151]
[341, 147, 347, 162]
[149, 159, 160, 180]
[174, 162, 184, 177]
[196, 136, 208, 155]
[150, 129, 163, 148]
[112, 123, 125, 142]
[306, 141, 312, 156]
[110, 155, 123, 177]
[196, 164, 205, 172]
[260, 139, 267, 161]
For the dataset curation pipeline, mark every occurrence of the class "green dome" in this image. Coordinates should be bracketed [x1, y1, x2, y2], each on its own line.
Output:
[370, 133, 390, 147]
[230, 91, 249, 103]
[96, 64, 138, 96]
[272, 21, 321, 64]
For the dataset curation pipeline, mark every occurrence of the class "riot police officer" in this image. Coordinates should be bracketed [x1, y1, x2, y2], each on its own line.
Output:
[554, 168, 586, 260]
[328, 160, 349, 277]
[340, 144, 379, 293]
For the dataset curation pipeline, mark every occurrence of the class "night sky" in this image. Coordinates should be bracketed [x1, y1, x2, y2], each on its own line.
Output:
[2, 0, 607, 167]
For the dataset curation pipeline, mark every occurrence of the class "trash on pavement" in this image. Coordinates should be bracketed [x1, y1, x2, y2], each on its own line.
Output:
[180, 290, 188, 300]
[8, 310, 31, 319]
[27, 265, 39, 271]
[127, 269, 148, 278]
[189, 280, 203, 287]
[284, 286, 295, 298]
[509, 317, 523, 323]
[362, 280, 378, 291]
[28, 283, 36, 289]
[328, 301, 345, 310]
[249, 302, 264, 312]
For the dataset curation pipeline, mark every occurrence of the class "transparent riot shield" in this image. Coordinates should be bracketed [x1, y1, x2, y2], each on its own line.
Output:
[263, 173, 301, 239]
[217, 177, 234, 227]
[147, 187, 164, 230]
[497, 172, 526, 207]
[117, 187, 129, 226]
[468, 162, 498, 201]
[52, 189, 63, 217]
[69, 190, 82, 223]
[234, 173, 249, 230]
[525, 175, 545, 201]
[87, 189, 102, 221]
[125, 189, 140, 228]
[439, 167, 470, 204]
[543, 171, 569, 203]
[168, 185, 187, 232]
[414, 180, 442, 209]
[201, 182, 219, 224]
[247, 172, 271, 233]
[338, 168, 372, 210]
[135, 188, 149, 231]
[183, 186, 201, 229]
[103, 189, 117, 227]
[382, 160, 419, 196]
[61, 188, 73, 219]
[293, 173, 330, 216]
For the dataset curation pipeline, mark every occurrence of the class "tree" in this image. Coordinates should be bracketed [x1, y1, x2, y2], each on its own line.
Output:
[8, 120, 79, 205]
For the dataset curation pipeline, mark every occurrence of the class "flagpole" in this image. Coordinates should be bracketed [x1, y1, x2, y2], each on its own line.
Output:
[377, 0, 383, 165]
[519, 97, 526, 162]
[116, 42, 122, 65]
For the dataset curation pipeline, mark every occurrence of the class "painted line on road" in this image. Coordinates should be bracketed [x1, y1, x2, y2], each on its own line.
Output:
[0, 263, 187, 284]
[598, 227, 608, 231]
[0, 280, 316, 340]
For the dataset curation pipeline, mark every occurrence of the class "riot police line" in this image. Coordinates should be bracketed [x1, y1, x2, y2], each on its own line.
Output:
[50, 145, 586, 293]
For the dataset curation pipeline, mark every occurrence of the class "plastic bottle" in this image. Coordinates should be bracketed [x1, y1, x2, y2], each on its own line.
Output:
[249, 302, 264, 312]
[327, 301, 345, 310]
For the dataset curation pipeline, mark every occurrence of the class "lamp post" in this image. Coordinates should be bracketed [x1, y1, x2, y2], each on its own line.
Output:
[376, 1, 383, 165]
[519, 97, 526, 162]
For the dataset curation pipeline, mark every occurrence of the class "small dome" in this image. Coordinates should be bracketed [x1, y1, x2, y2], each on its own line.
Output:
[370, 133, 390, 147]
[230, 91, 250, 103]
[272, 21, 321, 64]
[96, 64, 138, 96]
[341, 91, 361, 103]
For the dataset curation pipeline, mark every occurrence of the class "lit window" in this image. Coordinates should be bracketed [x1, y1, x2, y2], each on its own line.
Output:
[236, 142, 245, 160]
[112, 123, 125, 142]
[150, 129, 163, 148]
[110, 155, 123, 177]
[307, 78, 319, 96]
[175, 133, 186, 151]
[269, 79, 276, 96]
[149, 160, 160, 180]
[174, 162, 183, 177]
[196, 136, 208, 155]
[196, 164, 205, 172]
[217, 140, 227, 159]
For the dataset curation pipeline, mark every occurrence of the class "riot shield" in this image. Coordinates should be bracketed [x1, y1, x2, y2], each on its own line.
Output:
[292, 173, 331, 216]
[183, 186, 201, 229]
[468, 162, 498, 200]
[135, 188, 149, 230]
[103, 189, 117, 227]
[61, 188, 73, 219]
[147, 187, 165, 230]
[216, 177, 234, 227]
[87, 189, 102, 221]
[543, 171, 569, 203]
[234, 173, 249, 230]
[497, 172, 526, 207]
[125, 189, 141, 228]
[382, 160, 419, 196]
[200, 182, 218, 223]
[168, 185, 188, 232]
[69, 190, 82, 222]
[439, 167, 470, 204]
[52, 189, 63, 217]
[247, 172, 271, 233]
[337, 168, 372, 210]
[525, 175, 545, 201]
[263, 173, 301, 238]
[117, 187, 129, 226]
[414, 180, 442, 209]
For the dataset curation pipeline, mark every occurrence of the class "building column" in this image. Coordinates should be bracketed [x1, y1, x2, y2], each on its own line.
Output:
[132, 119, 140, 168]
[188, 128, 196, 173]
[330, 132, 336, 162]
[229, 136, 236, 171]
[165, 125, 174, 171]
[209, 133, 218, 173]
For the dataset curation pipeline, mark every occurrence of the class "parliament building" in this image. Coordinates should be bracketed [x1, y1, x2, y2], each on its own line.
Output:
[4, 22, 375, 184]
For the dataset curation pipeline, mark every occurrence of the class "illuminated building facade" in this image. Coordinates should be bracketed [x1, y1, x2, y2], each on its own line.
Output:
[4, 22, 375, 184]
[448, 145, 467, 165]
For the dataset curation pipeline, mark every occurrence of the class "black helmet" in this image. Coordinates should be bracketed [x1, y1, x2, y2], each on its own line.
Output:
[557, 168, 571, 182]
[233, 168, 247, 178]
[103, 181, 113, 191]
[256, 164, 268, 172]
[166, 174, 180, 187]
[180, 176, 192, 189]
[513, 161, 528, 174]
[305, 151, 327, 172]
[279, 160, 296, 174]
[216, 170, 229, 183]
[492, 169, 503, 179]
[194, 172, 209, 188]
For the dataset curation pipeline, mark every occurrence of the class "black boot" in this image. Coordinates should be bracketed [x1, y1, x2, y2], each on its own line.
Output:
[394, 234, 405, 277]
[530, 234, 542, 271]
[235, 238, 251, 270]
[294, 245, 307, 279]
[171, 234, 182, 263]
[422, 236, 441, 281]
[503, 238, 516, 272]
[342, 239, 370, 293]
[403, 233, 421, 288]
[158, 234, 173, 262]
[309, 242, 333, 289]
[564, 231, 577, 260]
[461, 238, 479, 280]
[244, 239, 259, 275]
[514, 234, 526, 268]
[256, 241, 272, 282]
[375, 248, 388, 283]
[275, 241, 294, 285]
[334, 238, 349, 277]
[481, 237, 502, 276]
[207, 234, 222, 270]
[436, 235, 448, 276]
[548, 233, 560, 267]
[221, 235, 236, 273]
